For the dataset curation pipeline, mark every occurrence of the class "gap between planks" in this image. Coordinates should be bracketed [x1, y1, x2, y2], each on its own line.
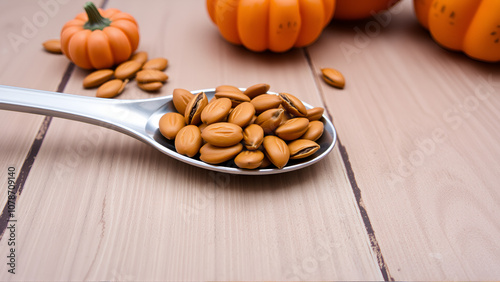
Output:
[302, 47, 394, 281]
[0, 0, 109, 241]
[0, 63, 74, 240]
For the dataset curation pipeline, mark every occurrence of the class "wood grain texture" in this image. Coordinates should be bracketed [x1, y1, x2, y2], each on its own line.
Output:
[308, 0, 500, 280]
[0, 0, 382, 281]
[0, 0, 89, 218]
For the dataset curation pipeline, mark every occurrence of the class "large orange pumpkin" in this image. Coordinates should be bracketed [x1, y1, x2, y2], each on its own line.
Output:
[334, 0, 400, 20]
[60, 2, 140, 69]
[206, 0, 335, 52]
[414, 0, 500, 62]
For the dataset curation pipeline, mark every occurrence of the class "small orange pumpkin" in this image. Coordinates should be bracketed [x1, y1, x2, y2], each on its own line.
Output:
[60, 2, 140, 69]
[414, 0, 500, 62]
[334, 0, 400, 20]
[206, 0, 336, 52]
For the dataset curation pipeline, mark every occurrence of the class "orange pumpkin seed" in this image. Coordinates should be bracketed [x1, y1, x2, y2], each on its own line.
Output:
[142, 58, 168, 71]
[215, 85, 242, 94]
[200, 143, 243, 164]
[114, 60, 142, 80]
[173, 88, 194, 114]
[42, 39, 62, 54]
[82, 69, 114, 88]
[234, 150, 265, 169]
[96, 79, 128, 98]
[175, 125, 202, 157]
[263, 136, 289, 169]
[159, 112, 185, 140]
[130, 51, 148, 65]
[288, 139, 320, 159]
[137, 82, 163, 92]
[306, 107, 324, 121]
[244, 83, 270, 99]
[321, 68, 345, 89]
[136, 69, 168, 83]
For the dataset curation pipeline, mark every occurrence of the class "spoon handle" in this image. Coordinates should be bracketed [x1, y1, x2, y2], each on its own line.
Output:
[0, 85, 146, 136]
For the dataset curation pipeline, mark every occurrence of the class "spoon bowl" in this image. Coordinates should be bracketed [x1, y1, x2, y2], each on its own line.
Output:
[0, 85, 336, 175]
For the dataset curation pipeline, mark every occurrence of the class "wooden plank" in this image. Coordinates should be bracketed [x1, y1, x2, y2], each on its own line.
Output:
[0, 0, 89, 223]
[0, 0, 383, 280]
[307, 0, 500, 280]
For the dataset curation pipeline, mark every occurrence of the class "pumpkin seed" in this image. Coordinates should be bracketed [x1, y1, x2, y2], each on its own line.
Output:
[142, 57, 168, 71]
[263, 136, 289, 169]
[215, 85, 243, 94]
[159, 112, 185, 140]
[244, 83, 270, 99]
[251, 94, 282, 113]
[175, 125, 202, 157]
[227, 102, 255, 127]
[184, 92, 208, 125]
[279, 93, 307, 117]
[288, 139, 320, 159]
[234, 150, 265, 169]
[201, 122, 243, 147]
[82, 69, 114, 88]
[200, 143, 243, 164]
[255, 108, 285, 134]
[321, 68, 345, 89]
[137, 81, 163, 92]
[114, 60, 142, 80]
[42, 39, 62, 54]
[173, 88, 194, 114]
[214, 91, 251, 107]
[136, 69, 168, 83]
[301, 120, 324, 141]
[306, 107, 324, 121]
[130, 51, 148, 65]
[201, 98, 232, 125]
[243, 124, 264, 150]
[275, 117, 309, 141]
[96, 79, 128, 98]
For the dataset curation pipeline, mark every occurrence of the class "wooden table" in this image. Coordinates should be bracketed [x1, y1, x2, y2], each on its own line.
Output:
[1, 0, 499, 280]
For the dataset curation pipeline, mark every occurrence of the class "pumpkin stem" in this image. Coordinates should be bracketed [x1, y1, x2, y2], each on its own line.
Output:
[83, 2, 111, 31]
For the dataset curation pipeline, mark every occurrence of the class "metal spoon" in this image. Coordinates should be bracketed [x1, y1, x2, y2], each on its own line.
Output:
[0, 85, 336, 175]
